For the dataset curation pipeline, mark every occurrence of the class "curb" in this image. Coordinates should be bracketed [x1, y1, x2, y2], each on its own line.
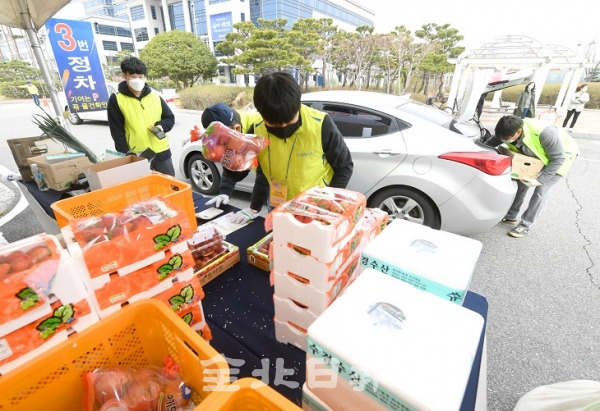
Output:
[0, 181, 21, 218]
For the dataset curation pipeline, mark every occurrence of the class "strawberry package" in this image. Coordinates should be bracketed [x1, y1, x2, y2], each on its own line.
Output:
[0, 233, 62, 336]
[192, 121, 268, 171]
[82, 357, 195, 411]
[70, 197, 193, 279]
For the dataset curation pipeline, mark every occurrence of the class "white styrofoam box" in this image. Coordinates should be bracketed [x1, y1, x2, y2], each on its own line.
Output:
[273, 254, 360, 315]
[360, 219, 482, 305]
[302, 383, 333, 411]
[116, 251, 166, 276]
[273, 295, 319, 331]
[306, 268, 484, 411]
[271, 230, 361, 291]
[271, 211, 360, 263]
[274, 317, 307, 351]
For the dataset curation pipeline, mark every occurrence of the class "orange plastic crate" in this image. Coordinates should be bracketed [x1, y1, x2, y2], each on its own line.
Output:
[196, 377, 302, 410]
[50, 173, 197, 231]
[0, 300, 229, 410]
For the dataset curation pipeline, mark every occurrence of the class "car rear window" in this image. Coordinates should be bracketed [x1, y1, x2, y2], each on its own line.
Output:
[397, 100, 455, 126]
[319, 104, 399, 137]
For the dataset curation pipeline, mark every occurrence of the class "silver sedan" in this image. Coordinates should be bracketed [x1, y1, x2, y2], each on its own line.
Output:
[180, 90, 516, 235]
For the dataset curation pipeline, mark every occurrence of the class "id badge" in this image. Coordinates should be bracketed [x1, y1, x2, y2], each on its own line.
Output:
[269, 181, 288, 207]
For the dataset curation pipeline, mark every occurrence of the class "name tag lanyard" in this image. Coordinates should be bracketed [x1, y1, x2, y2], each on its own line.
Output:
[267, 132, 299, 206]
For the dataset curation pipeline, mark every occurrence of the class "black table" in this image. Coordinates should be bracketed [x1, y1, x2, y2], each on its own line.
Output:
[193, 193, 488, 409]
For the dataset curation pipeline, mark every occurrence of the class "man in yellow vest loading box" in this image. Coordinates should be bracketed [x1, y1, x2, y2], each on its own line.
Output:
[206, 72, 354, 224]
[108, 57, 176, 176]
[485, 115, 579, 238]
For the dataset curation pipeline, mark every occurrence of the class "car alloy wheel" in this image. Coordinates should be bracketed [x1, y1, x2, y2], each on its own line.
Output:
[369, 187, 440, 229]
[67, 110, 83, 125]
[187, 153, 220, 195]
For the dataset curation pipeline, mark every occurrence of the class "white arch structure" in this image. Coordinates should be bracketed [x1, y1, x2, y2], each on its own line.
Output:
[447, 35, 587, 117]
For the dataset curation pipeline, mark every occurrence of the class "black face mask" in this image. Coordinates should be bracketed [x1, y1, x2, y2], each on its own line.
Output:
[266, 120, 301, 139]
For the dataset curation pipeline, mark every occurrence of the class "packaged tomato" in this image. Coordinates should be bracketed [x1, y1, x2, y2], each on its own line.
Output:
[198, 121, 268, 171]
[82, 357, 195, 411]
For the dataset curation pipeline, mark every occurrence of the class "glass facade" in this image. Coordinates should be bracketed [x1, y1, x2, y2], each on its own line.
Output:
[130, 5, 145, 21]
[168, 2, 186, 31]
[250, 0, 372, 30]
[83, 0, 128, 20]
[102, 40, 118, 51]
[190, 0, 208, 36]
[134, 27, 149, 42]
[94, 23, 132, 38]
[151, 5, 157, 20]
[120, 42, 135, 51]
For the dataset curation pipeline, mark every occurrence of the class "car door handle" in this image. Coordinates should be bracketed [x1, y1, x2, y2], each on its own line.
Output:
[372, 149, 402, 156]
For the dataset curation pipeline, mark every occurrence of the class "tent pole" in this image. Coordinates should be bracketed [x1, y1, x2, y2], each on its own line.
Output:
[17, 0, 66, 124]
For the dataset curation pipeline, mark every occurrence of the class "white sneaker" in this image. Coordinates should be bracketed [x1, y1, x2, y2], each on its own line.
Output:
[567, 128, 573, 132]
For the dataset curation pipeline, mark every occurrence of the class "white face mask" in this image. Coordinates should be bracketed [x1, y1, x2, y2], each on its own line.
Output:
[128, 78, 145, 92]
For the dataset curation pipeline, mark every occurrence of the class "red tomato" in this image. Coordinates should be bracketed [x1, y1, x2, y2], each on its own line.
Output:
[9, 255, 33, 272]
[122, 380, 162, 411]
[0, 263, 10, 276]
[5, 250, 27, 263]
[209, 144, 226, 161]
[26, 245, 51, 264]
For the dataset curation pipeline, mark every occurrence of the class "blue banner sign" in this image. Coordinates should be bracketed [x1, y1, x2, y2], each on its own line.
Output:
[46, 18, 109, 113]
[210, 12, 233, 42]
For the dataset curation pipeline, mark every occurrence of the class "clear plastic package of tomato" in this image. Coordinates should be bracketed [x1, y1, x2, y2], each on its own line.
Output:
[197, 121, 269, 171]
[70, 197, 192, 278]
[265, 186, 366, 231]
[82, 357, 196, 411]
[0, 233, 61, 331]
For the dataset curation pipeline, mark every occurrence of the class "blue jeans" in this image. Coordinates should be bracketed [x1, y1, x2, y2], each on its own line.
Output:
[521, 108, 530, 119]
[31, 94, 40, 106]
[505, 175, 562, 228]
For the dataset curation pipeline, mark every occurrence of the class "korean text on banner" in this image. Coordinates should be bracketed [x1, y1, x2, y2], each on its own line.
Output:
[46, 18, 109, 114]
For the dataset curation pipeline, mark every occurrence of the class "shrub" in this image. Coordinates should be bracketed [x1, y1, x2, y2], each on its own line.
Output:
[179, 84, 254, 110]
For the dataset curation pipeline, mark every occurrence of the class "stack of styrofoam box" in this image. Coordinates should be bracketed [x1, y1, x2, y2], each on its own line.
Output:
[62, 197, 197, 319]
[303, 268, 484, 411]
[269, 187, 388, 351]
[0, 233, 98, 374]
[359, 218, 483, 305]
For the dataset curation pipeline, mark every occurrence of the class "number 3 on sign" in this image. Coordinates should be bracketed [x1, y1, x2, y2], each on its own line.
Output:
[55, 23, 76, 51]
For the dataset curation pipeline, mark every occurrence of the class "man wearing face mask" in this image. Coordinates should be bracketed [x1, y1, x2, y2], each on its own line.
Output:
[107, 56, 176, 176]
[484, 115, 578, 238]
[206, 72, 353, 224]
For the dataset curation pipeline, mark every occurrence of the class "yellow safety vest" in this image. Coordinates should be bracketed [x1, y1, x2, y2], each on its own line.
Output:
[115, 91, 169, 154]
[508, 118, 579, 176]
[254, 105, 334, 200]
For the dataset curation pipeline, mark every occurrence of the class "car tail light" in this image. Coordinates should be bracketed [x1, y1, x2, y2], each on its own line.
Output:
[439, 152, 511, 176]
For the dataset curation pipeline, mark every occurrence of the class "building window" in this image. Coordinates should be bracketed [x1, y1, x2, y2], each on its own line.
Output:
[130, 5, 145, 21]
[102, 40, 118, 51]
[151, 5, 157, 19]
[241, 12, 245, 21]
[134, 27, 149, 42]
[154, 27, 159, 35]
[120, 42, 134, 51]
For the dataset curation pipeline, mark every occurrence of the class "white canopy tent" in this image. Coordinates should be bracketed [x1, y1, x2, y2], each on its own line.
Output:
[447, 35, 587, 118]
[0, 0, 70, 121]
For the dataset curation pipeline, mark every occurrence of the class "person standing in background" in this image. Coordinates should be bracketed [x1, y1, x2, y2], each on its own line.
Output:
[562, 84, 590, 131]
[20, 81, 40, 106]
[107, 56, 176, 176]
[514, 82, 536, 119]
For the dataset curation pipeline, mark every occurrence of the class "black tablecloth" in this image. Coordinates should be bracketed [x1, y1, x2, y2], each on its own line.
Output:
[23, 184, 489, 409]
[193, 193, 488, 409]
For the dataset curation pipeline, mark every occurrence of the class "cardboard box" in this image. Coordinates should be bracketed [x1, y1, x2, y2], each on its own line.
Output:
[26, 153, 91, 191]
[84, 155, 150, 190]
[498, 145, 544, 180]
[7, 136, 66, 181]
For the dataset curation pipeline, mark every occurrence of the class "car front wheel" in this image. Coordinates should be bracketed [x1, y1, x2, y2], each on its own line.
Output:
[67, 111, 83, 125]
[368, 187, 440, 229]
[186, 153, 220, 195]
